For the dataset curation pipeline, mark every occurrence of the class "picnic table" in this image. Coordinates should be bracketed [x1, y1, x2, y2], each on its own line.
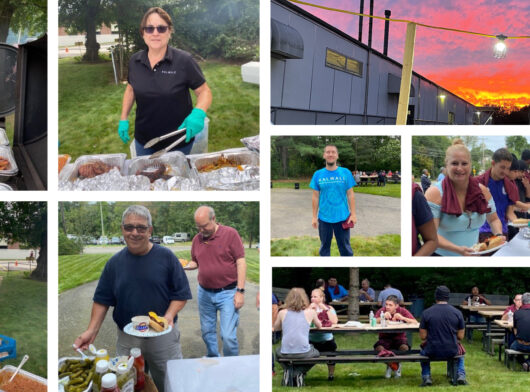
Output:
[359, 175, 378, 185]
[492, 230, 530, 256]
[460, 305, 507, 311]
[314, 322, 420, 333]
[477, 310, 504, 355]
[330, 300, 412, 315]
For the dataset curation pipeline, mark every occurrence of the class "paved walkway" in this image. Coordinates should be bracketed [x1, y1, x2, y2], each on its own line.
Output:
[59, 268, 259, 359]
[271, 188, 400, 239]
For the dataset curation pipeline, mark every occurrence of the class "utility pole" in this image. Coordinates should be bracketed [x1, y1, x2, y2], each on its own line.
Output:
[100, 202, 105, 236]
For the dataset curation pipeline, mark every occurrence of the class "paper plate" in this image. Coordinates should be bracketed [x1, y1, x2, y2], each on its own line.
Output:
[123, 322, 172, 338]
[470, 242, 506, 255]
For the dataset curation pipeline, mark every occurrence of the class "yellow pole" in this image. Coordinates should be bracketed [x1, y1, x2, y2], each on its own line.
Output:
[396, 22, 416, 125]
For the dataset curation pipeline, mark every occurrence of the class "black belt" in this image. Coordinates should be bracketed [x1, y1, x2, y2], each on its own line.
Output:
[201, 282, 237, 293]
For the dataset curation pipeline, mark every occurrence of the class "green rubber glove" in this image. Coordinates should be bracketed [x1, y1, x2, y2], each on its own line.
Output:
[180, 108, 206, 143]
[118, 120, 130, 144]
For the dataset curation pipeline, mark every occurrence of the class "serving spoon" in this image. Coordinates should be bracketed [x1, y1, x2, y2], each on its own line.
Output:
[2, 354, 29, 386]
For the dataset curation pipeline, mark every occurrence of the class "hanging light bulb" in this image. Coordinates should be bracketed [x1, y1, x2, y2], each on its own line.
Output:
[493, 34, 507, 59]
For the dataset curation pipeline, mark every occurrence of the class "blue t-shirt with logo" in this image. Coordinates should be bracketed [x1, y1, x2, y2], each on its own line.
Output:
[480, 177, 513, 234]
[310, 167, 356, 223]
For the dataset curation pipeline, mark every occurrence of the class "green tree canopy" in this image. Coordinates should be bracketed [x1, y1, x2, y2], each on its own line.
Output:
[505, 136, 530, 159]
[0, 0, 46, 42]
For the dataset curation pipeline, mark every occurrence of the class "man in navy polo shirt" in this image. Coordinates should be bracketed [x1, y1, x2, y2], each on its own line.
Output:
[74, 205, 192, 392]
[510, 292, 530, 371]
[310, 145, 357, 256]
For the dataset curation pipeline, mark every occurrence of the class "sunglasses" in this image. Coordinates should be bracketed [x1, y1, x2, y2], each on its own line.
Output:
[143, 25, 169, 34]
[122, 224, 150, 233]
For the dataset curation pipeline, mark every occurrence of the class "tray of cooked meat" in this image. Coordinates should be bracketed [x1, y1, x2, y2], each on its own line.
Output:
[188, 148, 260, 190]
[0, 128, 9, 146]
[66, 153, 127, 182]
[127, 151, 194, 183]
[0, 145, 18, 182]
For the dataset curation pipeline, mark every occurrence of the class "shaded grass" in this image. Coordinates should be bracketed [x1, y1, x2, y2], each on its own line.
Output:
[4, 114, 14, 144]
[58, 58, 259, 160]
[273, 332, 528, 391]
[272, 181, 401, 198]
[0, 274, 47, 378]
[59, 248, 259, 293]
[271, 235, 401, 256]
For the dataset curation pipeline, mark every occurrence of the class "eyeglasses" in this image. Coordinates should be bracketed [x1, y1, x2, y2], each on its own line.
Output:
[122, 224, 150, 233]
[143, 25, 169, 34]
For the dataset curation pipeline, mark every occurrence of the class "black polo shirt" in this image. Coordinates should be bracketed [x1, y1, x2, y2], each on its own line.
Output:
[128, 46, 206, 150]
[514, 307, 530, 342]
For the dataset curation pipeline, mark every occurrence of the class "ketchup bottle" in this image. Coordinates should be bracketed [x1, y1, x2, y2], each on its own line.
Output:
[101, 373, 120, 392]
[130, 347, 145, 391]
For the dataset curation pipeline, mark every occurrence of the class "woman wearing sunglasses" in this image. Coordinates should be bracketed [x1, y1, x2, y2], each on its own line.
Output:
[118, 7, 212, 156]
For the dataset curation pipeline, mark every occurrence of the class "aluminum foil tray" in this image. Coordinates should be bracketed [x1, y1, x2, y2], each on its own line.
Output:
[128, 151, 193, 180]
[0, 183, 13, 191]
[0, 145, 18, 182]
[67, 153, 127, 182]
[0, 128, 9, 146]
[240, 135, 259, 152]
[0, 364, 47, 389]
[58, 357, 91, 392]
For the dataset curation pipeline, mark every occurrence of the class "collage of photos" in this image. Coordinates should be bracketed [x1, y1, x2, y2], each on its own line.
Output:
[0, 0, 529, 391]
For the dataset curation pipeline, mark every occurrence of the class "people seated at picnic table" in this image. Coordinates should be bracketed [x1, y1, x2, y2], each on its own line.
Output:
[377, 170, 386, 186]
[412, 183, 438, 256]
[462, 286, 491, 339]
[374, 295, 417, 379]
[309, 288, 338, 381]
[377, 284, 404, 305]
[359, 278, 375, 302]
[510, 292, 530, 371]
[425, 139, 503, 256]
[502, 293, 522, 347]
[327, 277, 349, 301]
[274, 287, 322, 386]
[419, 286, 467, 386]
[315, 278, 332, 304]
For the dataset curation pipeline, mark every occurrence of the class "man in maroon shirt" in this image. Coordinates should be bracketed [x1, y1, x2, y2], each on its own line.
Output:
[374, 295, 417, 379]
[187, 205, 247, 357]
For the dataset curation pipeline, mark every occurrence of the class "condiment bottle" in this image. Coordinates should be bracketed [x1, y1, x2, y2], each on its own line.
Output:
[93, 359, 109, 392]
[508, 310, 514, 323]
[116, 362, 135, 392]
[101, 373, 120, 392]
[130, 348, 145, 391]
[95, 349, 110, 364]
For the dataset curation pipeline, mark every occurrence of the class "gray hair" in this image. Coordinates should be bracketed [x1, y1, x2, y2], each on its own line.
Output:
[122, 205, 152, 226]
[194, 205, 215, 220]
[362, 279, 370, 285]
[522, 292, 530, 305]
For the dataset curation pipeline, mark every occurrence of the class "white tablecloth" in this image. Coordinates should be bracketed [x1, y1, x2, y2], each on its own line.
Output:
[165, 355, 259, 392]
[493, 231, 530, 256]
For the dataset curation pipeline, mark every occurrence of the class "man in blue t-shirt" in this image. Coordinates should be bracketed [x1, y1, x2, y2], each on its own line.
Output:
[74, 205, 192, 392]
[327, 277, 349, 301]
[377, 284, 404, 305]
[310, 145, 357, 256]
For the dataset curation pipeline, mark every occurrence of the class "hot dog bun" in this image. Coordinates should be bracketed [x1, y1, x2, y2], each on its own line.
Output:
[486, 236, 504, 250]
[513, 218, 529, 225]
[148, 311, 168, 332]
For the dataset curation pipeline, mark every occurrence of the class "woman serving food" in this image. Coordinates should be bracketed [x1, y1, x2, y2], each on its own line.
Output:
[118, 7, 212, 156]
[425, 139, 505, 256]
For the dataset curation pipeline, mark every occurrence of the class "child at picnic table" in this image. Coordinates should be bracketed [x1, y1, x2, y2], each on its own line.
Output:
[274, 288, 322, 386]
[309, 288, 338, 380]
[374, 295, 417, 379]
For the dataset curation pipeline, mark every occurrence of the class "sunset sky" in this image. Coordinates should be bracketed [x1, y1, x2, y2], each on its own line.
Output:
[292, 0, 530, 109]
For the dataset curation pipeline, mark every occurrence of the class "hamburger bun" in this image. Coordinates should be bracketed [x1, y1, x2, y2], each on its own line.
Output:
[486, 236, 504, 250]
[148, 311, 168, 332]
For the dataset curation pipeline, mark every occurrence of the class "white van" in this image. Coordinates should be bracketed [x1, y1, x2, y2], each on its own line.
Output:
[163, 236, 175, 244]
[173, 232, 190, 242]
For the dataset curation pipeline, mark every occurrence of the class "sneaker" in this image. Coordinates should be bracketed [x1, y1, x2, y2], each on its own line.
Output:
[327, 375, 334, 381]
[395, 363, 402, 378]
[421, 375, 433, 387]
[385, 366, 392, 379]
[523, 362, 530, 372]
[457, 375, 468, 385]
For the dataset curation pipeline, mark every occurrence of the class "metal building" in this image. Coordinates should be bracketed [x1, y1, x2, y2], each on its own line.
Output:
[271, 0, 481, 125]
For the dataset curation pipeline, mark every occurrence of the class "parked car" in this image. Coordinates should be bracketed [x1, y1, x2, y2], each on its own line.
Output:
[151, 236, 161, 244]
[85, 237, 97, 245]
[163, 236, 175, 244]
[111, 237, 121, 245]
[120, 236, 125, 244]
[98, 236, 109, 245]
[173, 232, 190, 242]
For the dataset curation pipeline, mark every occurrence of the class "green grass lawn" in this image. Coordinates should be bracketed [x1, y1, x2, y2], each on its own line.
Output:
[273, 333, 528, 391]
[3, 114, 14, 144]
[0, 273, 47, 378]
[58, 57, 259, 160]
[271, 235, 401, 256]
[59, 248, 259, 293]
[272, 181, 401, 198]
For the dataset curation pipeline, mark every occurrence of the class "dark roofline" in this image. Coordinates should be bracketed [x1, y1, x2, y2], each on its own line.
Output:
[273, 0, 475, 108]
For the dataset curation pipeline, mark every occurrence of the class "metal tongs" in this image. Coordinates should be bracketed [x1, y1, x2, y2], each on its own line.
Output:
[144, 128, 186, 159]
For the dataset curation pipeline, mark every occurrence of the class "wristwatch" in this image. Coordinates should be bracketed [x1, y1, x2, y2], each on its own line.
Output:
[236, 288, 245, 294]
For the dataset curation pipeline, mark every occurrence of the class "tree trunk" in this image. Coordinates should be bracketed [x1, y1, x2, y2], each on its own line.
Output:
[83, 2, 101, 62]
[347, 267, 360, 321]
[59, 203, 67, 235]
[31, 230, 47, 281]
[281, 145, 288, 177]
[0, 2, 15, 43]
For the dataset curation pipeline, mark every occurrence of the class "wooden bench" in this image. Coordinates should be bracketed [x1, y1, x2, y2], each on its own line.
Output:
[277, 350, 464, 386]
[504, 349, 530, 371]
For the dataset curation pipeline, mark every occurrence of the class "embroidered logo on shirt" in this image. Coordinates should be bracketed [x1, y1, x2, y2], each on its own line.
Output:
[160, 70, 177, 74]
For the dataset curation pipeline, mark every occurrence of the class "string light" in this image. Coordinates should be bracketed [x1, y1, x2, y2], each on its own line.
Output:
[493, 34, 507, 59]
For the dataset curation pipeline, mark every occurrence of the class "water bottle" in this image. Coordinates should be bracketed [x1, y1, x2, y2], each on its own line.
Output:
[381, 316, 386, 328]
[508, 310, 513, 323]
[468, 297, 471, 306]
[369, 310, 374, 325]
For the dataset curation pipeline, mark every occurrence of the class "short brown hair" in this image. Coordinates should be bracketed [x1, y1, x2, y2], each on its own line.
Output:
[284, 288, 309, 311]
[140, 7, 173, 35]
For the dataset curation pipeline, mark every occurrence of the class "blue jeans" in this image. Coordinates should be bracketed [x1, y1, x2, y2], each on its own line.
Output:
[134, 138, 194, 156]
[318, 219, 353, 256]
[420, 349, 465, 378]
[198, 285, 239, 357]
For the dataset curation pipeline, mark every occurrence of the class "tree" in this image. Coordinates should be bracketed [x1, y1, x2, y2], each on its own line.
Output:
[0, 202, 47, 281]
[505, 136, 530, 159]
[0, 0, 46, 42]
[59, 0, 113, 62]
[347, 268, 360, 321]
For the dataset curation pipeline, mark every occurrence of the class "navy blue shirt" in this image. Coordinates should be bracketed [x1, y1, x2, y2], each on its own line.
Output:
[128, 46, 206, 150]
[420, 303, 465, 358]
[514, 308, 530, 342]
[480, 177, 513, 234]
[413, 190, 433, 250]
[93, 244, 192, 330]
